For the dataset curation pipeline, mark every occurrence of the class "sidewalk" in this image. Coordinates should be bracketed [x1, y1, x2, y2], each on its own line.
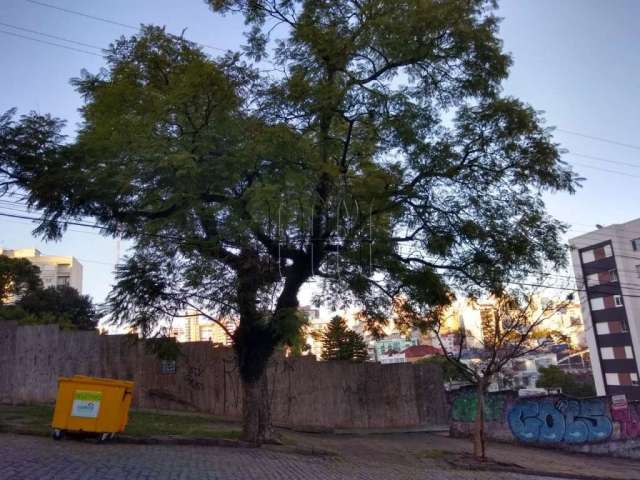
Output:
[283, 430, 640, 480]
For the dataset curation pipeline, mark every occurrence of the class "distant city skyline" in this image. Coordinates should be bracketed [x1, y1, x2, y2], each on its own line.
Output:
[1, 0, 638, 306]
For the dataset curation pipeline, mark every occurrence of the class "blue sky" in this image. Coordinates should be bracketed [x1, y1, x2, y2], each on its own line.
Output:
[0, 0, 639, 304]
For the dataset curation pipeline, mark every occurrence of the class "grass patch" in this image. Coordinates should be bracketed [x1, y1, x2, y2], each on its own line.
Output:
[0, 404, 53, 436]
[126, 410, 241, 439]
[419, 448, 449, 460]
[0, 404, 241, 440]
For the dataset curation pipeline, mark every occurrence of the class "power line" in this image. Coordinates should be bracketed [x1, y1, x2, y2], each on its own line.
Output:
[505, 280, 640, 300]
[570, 161, 640, 179]
[25, 0, 226, 52]
[557, 128, 640, 151]
[0, 29, 101, 57]
[0, 21, 103, 50]
[26, 0, 138, 30]
[567, 152, 640, 169]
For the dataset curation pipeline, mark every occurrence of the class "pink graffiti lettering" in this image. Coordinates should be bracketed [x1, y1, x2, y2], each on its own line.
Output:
[612, 404, 640, 438]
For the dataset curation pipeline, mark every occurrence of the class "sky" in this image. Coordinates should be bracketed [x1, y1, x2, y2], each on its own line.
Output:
[0, 0, 639, 307]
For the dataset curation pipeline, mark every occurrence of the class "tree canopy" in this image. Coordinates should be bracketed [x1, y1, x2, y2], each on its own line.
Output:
[0, 285, 101, 330]
[0, 255, 41, 305]
[536, 365, 596, 398]
[0, 0, 579, 443]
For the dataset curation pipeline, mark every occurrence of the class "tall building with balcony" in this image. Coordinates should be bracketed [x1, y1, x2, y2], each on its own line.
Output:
[570, 218, 640, 399]
[0, 247, 83, 292]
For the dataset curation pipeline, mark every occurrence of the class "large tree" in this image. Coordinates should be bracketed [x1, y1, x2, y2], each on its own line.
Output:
[0, 1, 578, 443]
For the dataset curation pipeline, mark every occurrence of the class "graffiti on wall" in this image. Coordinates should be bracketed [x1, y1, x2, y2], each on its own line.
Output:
[507, 398, 612, 444]
[611, 397, 640, 439]
[451, 392, 505, 422]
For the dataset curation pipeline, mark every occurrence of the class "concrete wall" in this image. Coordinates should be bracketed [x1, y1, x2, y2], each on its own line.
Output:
[449, 387, 640, 459]
[0, 323, 448, 430]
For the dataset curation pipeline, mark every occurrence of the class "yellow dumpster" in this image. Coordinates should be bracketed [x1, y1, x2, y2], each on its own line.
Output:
[51, 375, 134, 441]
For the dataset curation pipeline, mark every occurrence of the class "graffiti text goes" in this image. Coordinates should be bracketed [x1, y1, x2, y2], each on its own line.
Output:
[507, 399, 612, 444]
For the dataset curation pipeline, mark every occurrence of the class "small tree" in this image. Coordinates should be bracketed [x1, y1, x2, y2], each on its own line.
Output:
[0, 255, 41, 305]
[432, 292, 569, 461]
[346, 330, 369, 362]
[321, 315, 367, 361]
[536, 365, 595, 397]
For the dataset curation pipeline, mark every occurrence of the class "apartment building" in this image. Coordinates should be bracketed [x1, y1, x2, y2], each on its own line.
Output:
[168, 309, 236, 345]
[570, 218, 640, 399]
[0, 247, 83, 292]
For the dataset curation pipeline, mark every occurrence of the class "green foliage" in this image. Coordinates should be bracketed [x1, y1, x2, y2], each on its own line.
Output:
[3, 286, 102, 330]
[0, 3, 578, 392]
[0, 255, 41, 305]
[144, 335, 182, 361]
[321, 315, 368, 362]
[416, 354, 468, 383]
[280, 308, 311, 356]
[536, 365, 596, 398]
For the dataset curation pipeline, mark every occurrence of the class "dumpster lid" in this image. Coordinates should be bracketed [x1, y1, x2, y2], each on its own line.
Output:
[58, 375, 134, 390]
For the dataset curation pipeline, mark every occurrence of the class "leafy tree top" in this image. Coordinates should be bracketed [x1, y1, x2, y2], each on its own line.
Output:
[536, 365, 596, 398]
[1, 285, 102, 331]
[321, 315, 368, 361]
[0, 255, 41, 305]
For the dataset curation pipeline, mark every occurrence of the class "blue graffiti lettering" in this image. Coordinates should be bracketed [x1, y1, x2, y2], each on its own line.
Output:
[507, 398, 612, 444]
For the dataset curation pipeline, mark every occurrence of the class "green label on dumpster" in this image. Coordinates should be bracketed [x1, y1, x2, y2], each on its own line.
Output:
[71, 390, 102, 418]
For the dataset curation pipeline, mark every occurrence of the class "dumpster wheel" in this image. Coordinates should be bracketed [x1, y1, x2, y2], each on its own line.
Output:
[52, 429, 64, 441]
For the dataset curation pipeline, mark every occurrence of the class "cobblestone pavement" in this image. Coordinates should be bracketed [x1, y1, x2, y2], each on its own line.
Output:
[0, 434, 568, 480]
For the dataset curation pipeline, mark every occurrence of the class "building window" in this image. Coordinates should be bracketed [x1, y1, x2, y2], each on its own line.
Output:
[632, 239, 640, 251]
[591, 296, 625, 310]
[590, 297, 605, 311]
[586, 269, 619, 286]
[586, 273, 599, 286]
[602, 346, 634, 360]
[160, 360, 177, 374]
[600, 347, 614, 360]
[605, 373, 620, 386]
[582, 244, 613, 263]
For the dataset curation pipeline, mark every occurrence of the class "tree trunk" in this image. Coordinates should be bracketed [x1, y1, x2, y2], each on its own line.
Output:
[241, 366, 275, 444]
[473, 378, 487, 461]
